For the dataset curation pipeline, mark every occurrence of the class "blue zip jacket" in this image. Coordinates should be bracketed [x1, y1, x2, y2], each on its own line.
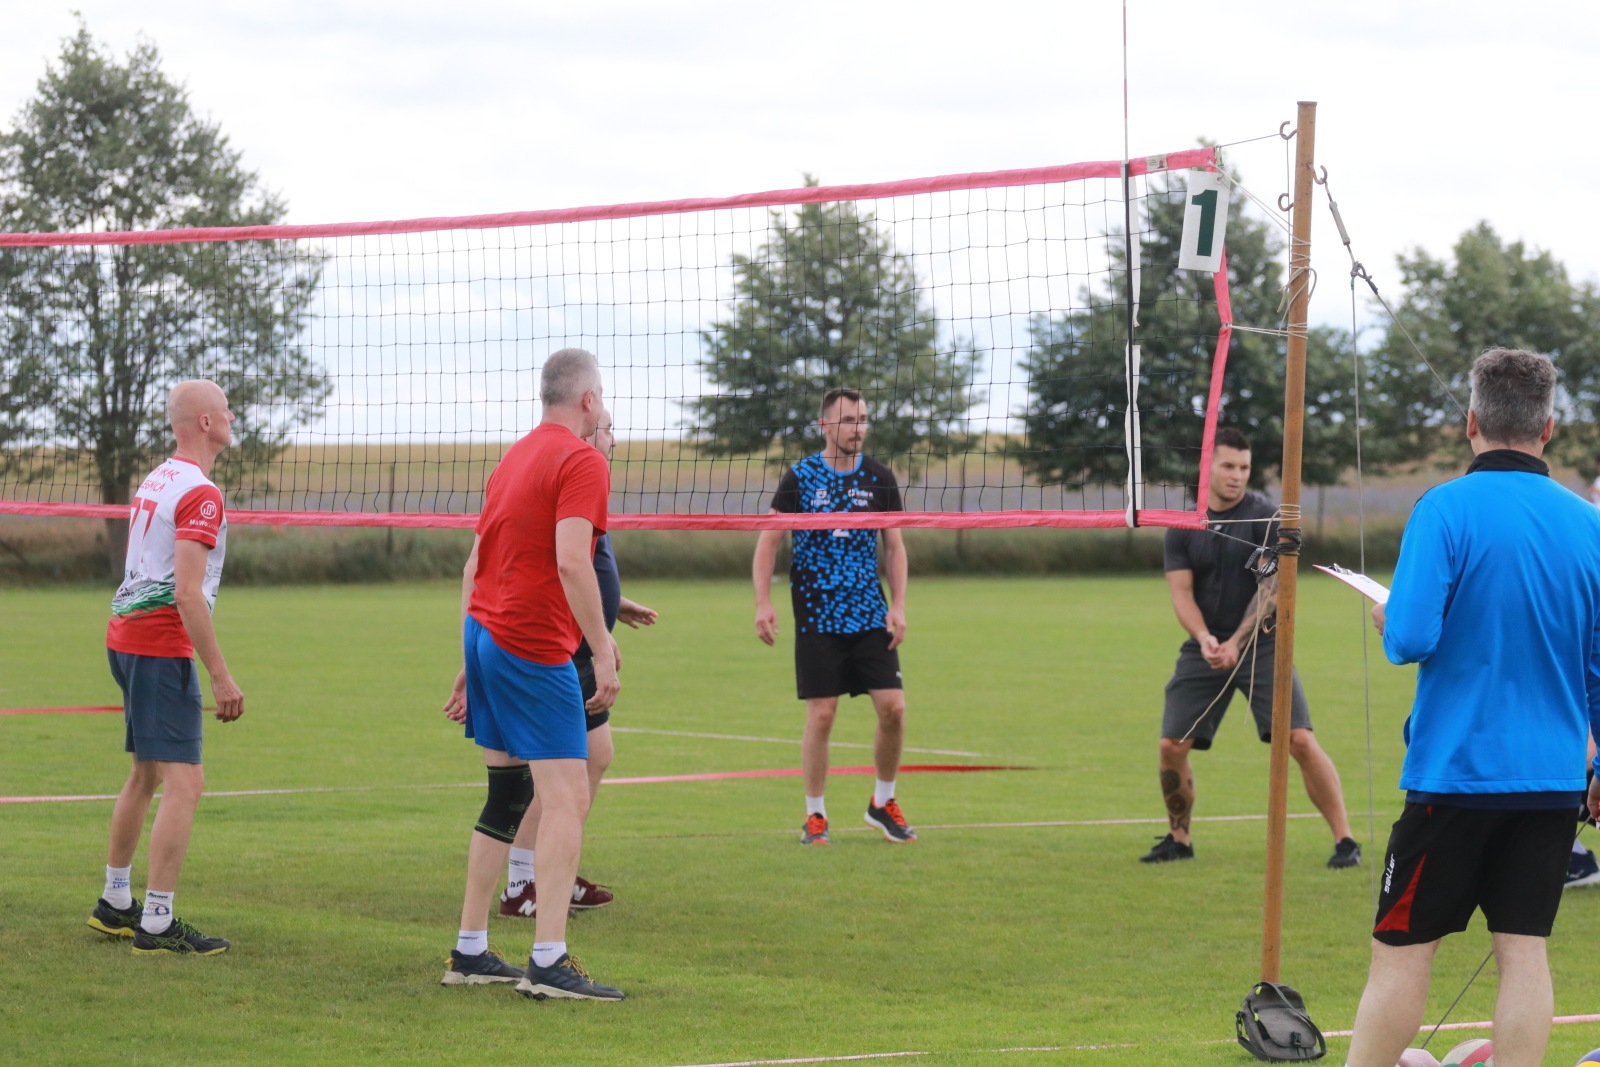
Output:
[1384, 450, 1600, 795]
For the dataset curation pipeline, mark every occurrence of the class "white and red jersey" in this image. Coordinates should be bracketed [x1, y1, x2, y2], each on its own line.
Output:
[106, 456, 228, 659]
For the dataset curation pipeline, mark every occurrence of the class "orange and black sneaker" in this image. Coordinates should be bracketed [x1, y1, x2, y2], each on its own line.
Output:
[864, 798, 917, 843]
[800, 812, 830, 845]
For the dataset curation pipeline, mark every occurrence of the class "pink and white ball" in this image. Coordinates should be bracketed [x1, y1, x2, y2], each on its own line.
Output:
[1441, 1038, 1493, 1066]
[1396, 1049, 1440, 1067]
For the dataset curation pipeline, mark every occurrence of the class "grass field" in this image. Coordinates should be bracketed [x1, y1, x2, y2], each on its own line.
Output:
[3, 576, 1598, 1066]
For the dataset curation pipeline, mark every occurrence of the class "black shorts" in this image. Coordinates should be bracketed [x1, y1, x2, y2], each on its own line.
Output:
[573, 657, 609, 731]
[1161, 639, 1311, 749]
[1372, 803, 1573, 945]
[794, 628, 902, 700]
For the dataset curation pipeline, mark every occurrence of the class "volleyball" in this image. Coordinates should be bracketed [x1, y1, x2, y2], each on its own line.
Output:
[1441, 1038, 1492, 1066]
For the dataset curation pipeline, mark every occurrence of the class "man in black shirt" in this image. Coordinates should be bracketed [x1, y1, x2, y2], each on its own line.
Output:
[1142, 428, 1358, 869]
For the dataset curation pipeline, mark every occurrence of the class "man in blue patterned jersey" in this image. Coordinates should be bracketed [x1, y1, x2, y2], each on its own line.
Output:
[753, 387, 915, 845]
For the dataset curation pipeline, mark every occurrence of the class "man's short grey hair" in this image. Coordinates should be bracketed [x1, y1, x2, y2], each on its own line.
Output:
[540, 348, 602, 408]
[1468, 347, 1556, 445]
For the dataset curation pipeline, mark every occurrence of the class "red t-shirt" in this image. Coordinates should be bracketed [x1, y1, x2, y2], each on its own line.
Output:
[468, 424, 609, 664]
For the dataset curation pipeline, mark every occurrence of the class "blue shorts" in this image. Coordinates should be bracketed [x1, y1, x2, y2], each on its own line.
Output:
[462, 615, 588, 761]
[107, 649, 203, 764]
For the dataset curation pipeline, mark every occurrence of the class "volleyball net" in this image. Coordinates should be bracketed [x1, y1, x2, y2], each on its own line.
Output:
[0, 146, 1232, 531]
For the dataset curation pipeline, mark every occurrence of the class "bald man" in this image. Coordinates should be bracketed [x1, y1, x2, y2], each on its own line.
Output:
[87, 379, 244, 956]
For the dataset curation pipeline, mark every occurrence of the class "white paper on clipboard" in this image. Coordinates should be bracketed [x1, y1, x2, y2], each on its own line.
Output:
[1314, 564, 1390, 605]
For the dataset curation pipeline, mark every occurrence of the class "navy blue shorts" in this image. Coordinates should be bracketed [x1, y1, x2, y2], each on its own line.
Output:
[574, 657, 609, 731]
[462, 615, 588, 761]
[107, 649, 203, 764]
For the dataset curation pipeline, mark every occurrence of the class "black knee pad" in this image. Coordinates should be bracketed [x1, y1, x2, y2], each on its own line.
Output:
[475, 764, 533, 843]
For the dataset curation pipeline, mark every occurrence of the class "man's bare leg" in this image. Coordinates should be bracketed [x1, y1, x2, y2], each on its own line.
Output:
[1489, 933, 1553, 1067]
[107, 759, 161, 869]
[1289, 727, 1353, 841]
[1158, 737, 1196, 846]
[802, 697, 839, 798]
[145, 762, 204, 892]
[527, 757, 591, 949]
[1345, 940, 1436, 1067]
[867, 689, 904, 782]
[459, 752, 521, 933]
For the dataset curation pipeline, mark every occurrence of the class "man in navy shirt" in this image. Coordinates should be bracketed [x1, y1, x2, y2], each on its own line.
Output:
[1345, 348, 1600, 1067]
[753, 388, 914, 845]
[496, 408, 657, 919]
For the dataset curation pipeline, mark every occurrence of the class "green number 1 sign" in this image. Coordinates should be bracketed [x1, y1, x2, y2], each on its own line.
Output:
[1178, 170, 1229, 273]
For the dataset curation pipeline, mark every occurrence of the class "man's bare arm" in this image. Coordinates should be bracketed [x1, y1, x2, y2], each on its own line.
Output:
[752, 519, 785, 645]
[557, 516, 619, 711]
[173, 538, 243, 722]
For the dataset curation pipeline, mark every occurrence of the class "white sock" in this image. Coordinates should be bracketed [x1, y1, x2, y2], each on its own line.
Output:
[805, 796, 827, 819]
[873, 779, 896, 808]
[1576, 838, 1593, 857]
[531, 941, 567, 968]
[104, 865, 133, 910]
[456, 929, 488, 956]
[507, 847, 535, 891]
[142, 890, 174, 934]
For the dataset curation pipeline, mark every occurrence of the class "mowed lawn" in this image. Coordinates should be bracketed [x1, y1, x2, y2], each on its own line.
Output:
[3, 574, 1598, 1066]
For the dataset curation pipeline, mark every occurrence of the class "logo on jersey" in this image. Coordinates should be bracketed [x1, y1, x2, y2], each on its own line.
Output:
[200, 501, 219, 521]
[812, 488, 830, 507]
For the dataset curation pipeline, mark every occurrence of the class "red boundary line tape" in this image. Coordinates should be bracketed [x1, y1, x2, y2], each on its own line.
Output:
[0, 150, 1216, 248]
[0, 705, 121, 715]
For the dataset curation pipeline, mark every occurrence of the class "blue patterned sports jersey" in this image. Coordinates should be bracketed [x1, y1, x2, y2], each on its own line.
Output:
[770, 453, 904, 634]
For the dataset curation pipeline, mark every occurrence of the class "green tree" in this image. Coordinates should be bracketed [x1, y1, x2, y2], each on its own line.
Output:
[690, 180, 981, 475]
[1363, 222, 1600, 468]
[0, 24, 327, 573]
[1017, 168, 1359, 505]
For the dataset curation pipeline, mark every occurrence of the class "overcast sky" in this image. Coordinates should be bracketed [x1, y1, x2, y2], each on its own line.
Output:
[3, 0, 1597, 341]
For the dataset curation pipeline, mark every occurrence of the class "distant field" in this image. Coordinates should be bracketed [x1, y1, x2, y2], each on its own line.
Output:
[3, 576, 1597, 1066]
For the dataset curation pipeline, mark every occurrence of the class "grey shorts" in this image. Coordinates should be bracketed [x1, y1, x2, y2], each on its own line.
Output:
[1161, 639, 1310, 750]
[107, 649, 203, 764]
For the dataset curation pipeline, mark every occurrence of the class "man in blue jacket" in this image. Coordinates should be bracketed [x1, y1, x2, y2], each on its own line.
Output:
[1344, 348, 1600, 1067]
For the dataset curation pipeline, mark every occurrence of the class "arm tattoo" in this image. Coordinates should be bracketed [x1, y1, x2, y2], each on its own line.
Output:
[1230, 573, 1279, 644]
[1160, 769, 1192, 834]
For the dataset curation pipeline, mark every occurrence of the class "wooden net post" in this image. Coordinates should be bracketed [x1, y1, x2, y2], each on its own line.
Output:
[1261, 99, 1317, 983]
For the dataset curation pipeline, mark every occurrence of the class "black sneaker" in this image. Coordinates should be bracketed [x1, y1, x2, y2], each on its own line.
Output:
[1566, 847, 1600, 889]
[864, 798, 917, 843]
[87, 897, 143, 939]
[1328, 837, 1362, 870]
[1139, 833, 1194, 863]
[130, 916, 230, 956]
[516, 953, 625, 1001]
[440, 947, 525, 985]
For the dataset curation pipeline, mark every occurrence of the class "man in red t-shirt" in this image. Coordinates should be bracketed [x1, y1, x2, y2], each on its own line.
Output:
[87, 380, 243, 956]
[438, 347, 625, 1000]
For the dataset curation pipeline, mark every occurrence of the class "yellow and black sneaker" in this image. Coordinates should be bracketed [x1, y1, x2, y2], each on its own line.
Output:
[800, 813, 830, 845]
[87, 897, 144, 939]
[516, 953, 624, 1001]
[440, 947, 524, 986]
[131, 916, 230, 956]
[864, 798, 917, 843]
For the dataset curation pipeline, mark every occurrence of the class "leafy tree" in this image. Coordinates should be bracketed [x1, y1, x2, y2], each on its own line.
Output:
[690, 179, 981, 475]
[0, 23, 327, 573]
[1017, 167, 1360, 505]
[1363, 222, 1600, 468]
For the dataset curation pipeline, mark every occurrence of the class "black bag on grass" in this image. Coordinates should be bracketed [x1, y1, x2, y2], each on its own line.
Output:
[1235, 980, 1326, 1061]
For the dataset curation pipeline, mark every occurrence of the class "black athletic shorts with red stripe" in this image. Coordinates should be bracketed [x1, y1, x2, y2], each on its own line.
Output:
[1371, 803, 1573, 945]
